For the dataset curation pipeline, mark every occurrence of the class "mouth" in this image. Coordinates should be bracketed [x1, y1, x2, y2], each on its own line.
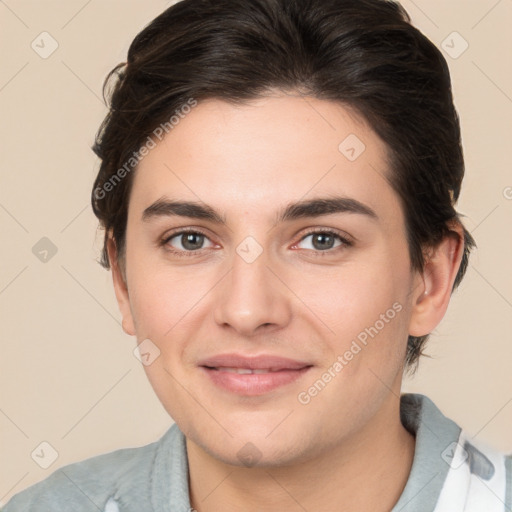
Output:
[198, 355, 313, 395]
[205, 366, 304, 374]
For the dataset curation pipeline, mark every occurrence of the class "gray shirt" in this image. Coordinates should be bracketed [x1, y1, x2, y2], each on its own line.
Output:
[3, 393, 511, 511]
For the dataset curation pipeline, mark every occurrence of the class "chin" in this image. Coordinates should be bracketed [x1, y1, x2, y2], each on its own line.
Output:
[207, 440, 307, 468]
[188, 420, 316, 469]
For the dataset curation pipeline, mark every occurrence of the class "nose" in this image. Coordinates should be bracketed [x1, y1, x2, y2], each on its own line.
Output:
[213, 244, 293, 337]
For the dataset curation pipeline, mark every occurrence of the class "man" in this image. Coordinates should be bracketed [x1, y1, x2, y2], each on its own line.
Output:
[4, 0, 510, 510]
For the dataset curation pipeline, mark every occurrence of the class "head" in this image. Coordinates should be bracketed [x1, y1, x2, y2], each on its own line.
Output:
[91, 0, 474, 467]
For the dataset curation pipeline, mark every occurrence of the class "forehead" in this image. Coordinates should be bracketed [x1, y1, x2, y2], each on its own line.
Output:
[131, 94, 401, 225]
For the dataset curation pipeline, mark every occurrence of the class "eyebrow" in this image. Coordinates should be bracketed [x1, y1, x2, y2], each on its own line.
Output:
[142, 196, 378, 224]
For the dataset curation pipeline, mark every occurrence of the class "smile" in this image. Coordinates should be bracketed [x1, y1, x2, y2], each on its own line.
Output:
[209, 367, 287, 374]
[200, 365, 312, 395]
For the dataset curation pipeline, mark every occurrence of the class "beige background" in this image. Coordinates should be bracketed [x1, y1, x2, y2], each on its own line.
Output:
[1, 0, 511, 504]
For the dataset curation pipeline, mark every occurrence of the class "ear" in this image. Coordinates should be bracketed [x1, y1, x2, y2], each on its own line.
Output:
[107, 235, 136, 336]
[408, 222, 465, 337]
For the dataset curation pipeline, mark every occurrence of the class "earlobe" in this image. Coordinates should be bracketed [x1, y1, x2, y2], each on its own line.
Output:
[408, 224, 465, 337]
[107, 236, 136, 336]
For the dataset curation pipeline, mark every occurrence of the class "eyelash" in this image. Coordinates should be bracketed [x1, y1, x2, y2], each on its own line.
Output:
[160, 227, 353, 258]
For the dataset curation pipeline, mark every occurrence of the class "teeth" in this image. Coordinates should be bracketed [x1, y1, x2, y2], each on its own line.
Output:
[215, 367, 276, 374]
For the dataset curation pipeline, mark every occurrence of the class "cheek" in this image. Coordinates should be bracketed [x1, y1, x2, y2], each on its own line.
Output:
[126, 259, 220, 373]
[298, 248, 412, 374]
[125, 238, 197, 334]
[129, 272, 194, 339]
[303, 259, 409, 335]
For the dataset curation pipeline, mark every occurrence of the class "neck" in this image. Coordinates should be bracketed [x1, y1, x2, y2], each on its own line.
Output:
[186, 393, 415, 512]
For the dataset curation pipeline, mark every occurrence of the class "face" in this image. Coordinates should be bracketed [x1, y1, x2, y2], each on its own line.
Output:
[113, 92, 425, 467]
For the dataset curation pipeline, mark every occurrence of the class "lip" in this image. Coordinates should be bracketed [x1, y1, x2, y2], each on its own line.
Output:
[198, 353, 313, 396]
[198, 353, 311, 371]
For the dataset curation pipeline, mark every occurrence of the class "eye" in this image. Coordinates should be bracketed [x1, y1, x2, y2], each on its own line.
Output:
[294, 230, 352, 253]
[162, 229, 214, 254]
[160, 227, 352, 258]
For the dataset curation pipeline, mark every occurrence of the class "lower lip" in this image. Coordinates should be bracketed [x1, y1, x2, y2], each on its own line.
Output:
[200, 366, 312, 395]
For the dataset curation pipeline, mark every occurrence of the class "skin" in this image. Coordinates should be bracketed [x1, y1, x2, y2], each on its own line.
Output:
[108, 92, 464, 511]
